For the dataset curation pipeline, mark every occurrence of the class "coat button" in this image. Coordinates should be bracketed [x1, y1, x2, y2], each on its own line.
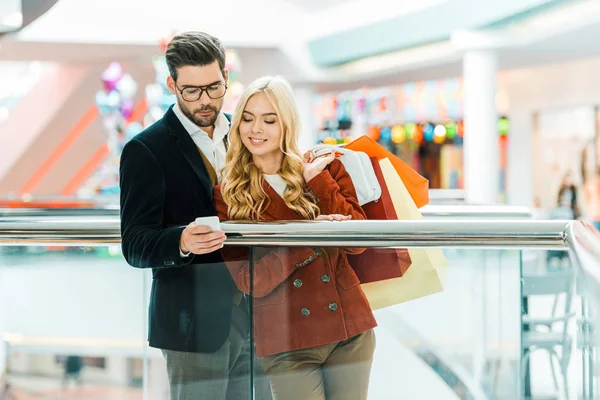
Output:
[314, 248, 323, 257]
[321, 274, 331, 283]
[328, 302, 338, 312]
[301, 308, 311, 317]
[293, 279, 303, 288]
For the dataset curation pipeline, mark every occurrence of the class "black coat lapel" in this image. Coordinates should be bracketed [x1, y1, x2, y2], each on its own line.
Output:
[165, 107, 212, 191]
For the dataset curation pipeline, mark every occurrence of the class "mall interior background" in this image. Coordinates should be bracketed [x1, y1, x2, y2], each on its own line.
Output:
[2, 0, 600, 399]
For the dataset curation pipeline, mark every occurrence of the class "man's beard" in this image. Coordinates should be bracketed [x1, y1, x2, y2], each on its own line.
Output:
[179, 100, 220, 127]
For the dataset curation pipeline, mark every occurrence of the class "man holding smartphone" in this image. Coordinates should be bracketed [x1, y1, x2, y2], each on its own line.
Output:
[120, 32, 265, 399]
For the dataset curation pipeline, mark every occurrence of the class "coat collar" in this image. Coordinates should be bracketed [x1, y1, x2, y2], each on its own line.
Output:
[261, 179, 306, 221]
[165, 105, 231, 191]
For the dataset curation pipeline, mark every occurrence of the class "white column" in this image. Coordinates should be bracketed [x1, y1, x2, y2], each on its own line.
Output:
[463, 49, 499, 204]
[293, 85, 316, 152]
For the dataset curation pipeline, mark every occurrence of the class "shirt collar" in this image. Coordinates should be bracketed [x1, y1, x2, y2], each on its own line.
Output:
[173, 102, 230, 142]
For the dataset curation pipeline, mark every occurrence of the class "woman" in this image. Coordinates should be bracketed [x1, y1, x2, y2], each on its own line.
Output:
[214, 76, 377, 400]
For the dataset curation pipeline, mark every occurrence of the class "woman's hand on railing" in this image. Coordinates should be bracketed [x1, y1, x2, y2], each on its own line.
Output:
[316, 214, 352, 222]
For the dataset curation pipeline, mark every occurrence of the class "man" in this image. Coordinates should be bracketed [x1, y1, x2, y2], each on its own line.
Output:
[120, 32, 263, 399]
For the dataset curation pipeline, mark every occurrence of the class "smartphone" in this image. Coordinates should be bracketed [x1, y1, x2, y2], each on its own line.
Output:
[194, 216, 221, 231]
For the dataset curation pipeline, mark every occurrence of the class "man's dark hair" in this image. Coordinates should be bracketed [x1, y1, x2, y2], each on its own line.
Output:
[165, 31, 226, 81]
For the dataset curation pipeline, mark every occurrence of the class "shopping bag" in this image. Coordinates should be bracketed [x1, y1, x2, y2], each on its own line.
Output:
[360, 158, 448, 310]
[345, 135, 429, 208]
[310, 144, 381, 205]
[348, 157, 412, 281]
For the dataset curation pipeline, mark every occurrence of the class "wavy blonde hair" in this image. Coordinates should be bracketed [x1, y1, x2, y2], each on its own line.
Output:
[221, 76, 320, 221]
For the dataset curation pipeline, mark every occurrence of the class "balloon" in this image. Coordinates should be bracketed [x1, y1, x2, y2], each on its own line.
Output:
[101, 62, 123, 92]
[102, 114, 119, 132]
[145, 83, 163, 107]
[125, 122, 144, 139]
[107, 90, 121, 110]
[95, 91, 111, 115]
[323, 137, 337, 145]
[160, 93, 176, 109]
[120, 99, 134, 119]
[145, 106, 166, 126]
[153, 57, 170, 81]
[116, 74, 138, 100]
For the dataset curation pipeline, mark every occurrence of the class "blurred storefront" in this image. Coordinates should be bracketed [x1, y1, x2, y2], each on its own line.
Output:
[313, 77, 510, 200]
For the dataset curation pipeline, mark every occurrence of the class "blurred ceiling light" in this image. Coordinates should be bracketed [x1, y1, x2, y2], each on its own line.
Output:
[334, 41, 455, 76]
[509, 0, 600, 34]
[3, 11, 23, 28]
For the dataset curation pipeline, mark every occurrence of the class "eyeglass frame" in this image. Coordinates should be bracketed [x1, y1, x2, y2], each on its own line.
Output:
[175, 81, 228, 102]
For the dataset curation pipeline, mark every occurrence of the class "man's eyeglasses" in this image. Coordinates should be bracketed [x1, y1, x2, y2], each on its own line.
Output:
[176, 82, 227, 102]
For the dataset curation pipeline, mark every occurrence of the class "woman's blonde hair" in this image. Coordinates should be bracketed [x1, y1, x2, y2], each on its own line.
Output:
[221, 76, 320, 221]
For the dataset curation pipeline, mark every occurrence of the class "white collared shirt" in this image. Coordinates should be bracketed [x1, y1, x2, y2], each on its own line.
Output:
[172, 103, 230, 182]
[264, 174, 287, 198]
[173, 103, 230, 258]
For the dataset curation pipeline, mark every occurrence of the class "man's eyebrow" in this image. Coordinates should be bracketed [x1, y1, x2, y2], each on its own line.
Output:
[181, 80, 222, 88]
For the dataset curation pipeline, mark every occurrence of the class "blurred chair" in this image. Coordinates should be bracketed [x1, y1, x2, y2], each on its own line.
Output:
[521, 270, 576, 400]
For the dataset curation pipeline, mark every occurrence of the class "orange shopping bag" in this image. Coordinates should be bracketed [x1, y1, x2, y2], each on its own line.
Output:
[345, 135, 429, 208]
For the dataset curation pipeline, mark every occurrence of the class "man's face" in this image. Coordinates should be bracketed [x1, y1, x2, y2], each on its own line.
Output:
[167, 61, 228, 127]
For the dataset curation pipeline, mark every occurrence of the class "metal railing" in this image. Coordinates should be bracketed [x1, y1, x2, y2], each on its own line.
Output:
[0, 204, 531, 219]
[0, 216, 568, 248]
[1, 209, 600, 399]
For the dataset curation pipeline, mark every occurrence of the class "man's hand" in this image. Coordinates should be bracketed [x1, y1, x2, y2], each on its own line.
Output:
[180, 223, 227, 255]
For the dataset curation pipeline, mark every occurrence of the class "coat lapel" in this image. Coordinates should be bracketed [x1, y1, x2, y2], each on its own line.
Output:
[165, 106, 212, 191]
[262, 179, 305, 220]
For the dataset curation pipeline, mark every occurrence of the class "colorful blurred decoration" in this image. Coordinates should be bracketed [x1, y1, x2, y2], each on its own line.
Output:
[404, 123, 416, 140]
[498, 116, 509, 136]
[380, 126, 392, 143]
[412, 124, 424, 144]
[367, 125, 381, 141]
[445, 121, 457, 139]
[457, 121, 464, 137]
[78, 62, 143, 197]
[79, 33, 245, 198]
[423, 123, 435, 142]
[391, 125, 406, 144]
[433, 125, 447, 144]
